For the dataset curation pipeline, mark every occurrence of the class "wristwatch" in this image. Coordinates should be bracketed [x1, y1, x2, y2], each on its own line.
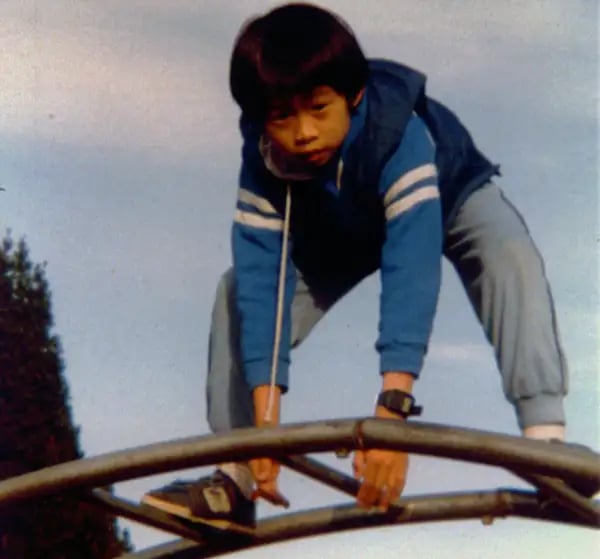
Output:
[376, 390, 422, 419]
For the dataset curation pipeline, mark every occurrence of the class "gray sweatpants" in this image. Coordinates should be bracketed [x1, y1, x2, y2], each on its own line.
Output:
[206, 183, 568, 431]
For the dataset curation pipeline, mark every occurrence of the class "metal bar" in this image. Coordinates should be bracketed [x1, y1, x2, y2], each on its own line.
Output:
[250, 489, 598, 538]
[115, 540, 201, 559]
[360, 420, 599, 488]
[83, 489, 222, 544]
[279, 454, 359, 497]
[282, 455, 600, 526]
[0, 420, 597, 510]
[512, 472, 600, 526]
[114, 489, 598, 559]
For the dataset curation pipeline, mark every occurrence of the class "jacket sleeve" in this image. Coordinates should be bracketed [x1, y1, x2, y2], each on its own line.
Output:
[231, 158, 296, 392]
[376, 113, 442, 377]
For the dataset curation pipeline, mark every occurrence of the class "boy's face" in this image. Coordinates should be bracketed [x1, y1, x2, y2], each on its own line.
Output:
[265, 86, 363, 167]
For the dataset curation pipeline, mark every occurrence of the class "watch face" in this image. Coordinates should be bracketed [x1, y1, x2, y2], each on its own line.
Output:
[400, 397, 412, 414]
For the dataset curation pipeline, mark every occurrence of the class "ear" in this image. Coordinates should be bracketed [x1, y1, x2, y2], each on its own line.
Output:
[350, 87, 365, 108]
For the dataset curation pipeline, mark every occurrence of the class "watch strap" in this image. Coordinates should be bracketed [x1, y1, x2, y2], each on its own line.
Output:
[376, 389, 422, 419]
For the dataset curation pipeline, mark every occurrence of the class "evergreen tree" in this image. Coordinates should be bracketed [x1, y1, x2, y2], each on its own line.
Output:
[0, 233, 132, 558]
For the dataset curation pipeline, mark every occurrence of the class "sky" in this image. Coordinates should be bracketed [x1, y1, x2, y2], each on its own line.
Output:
[1, 0, 599, 556]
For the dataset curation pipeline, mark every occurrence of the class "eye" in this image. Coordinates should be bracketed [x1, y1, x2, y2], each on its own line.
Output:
[268, 106, 292, 122]
[311, 103, 328, 112]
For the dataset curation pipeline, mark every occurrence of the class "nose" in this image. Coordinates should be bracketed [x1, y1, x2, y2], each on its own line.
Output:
[294, 113, 318, 146]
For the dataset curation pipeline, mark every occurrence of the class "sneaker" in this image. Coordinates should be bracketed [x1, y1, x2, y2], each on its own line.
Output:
[141, 470, 256, 530]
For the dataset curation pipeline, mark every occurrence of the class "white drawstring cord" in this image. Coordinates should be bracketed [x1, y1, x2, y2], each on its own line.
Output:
[263, 184, 292, 424]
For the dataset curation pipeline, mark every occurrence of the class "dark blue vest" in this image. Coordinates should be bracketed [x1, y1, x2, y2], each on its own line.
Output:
[345, 58, 500, 227]
[247, 59, 499, 282]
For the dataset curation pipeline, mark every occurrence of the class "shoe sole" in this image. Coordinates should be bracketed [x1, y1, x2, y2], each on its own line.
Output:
[141, 494, 255, 535]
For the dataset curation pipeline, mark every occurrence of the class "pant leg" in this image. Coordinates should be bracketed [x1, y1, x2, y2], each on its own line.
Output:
[205, 268, 352, 433]
[444, 183, 568, 429]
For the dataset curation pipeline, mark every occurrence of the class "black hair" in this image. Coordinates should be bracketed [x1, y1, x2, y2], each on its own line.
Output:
[229, 3, 368, 119]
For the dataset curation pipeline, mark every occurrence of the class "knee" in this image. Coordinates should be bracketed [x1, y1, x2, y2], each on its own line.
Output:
[216, 268, 234, 294]
[484, 235, 545, 285]
[213, 268, 236, 313]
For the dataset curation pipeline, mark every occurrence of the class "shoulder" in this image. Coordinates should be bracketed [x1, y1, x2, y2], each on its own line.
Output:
[403, 112, 435, 146]
[367, 58, 427, 89]
[236, 116, 274, 195]
[379, 113, 437, 194]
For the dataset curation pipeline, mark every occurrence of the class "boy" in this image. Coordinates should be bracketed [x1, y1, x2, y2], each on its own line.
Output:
[142, 3, 567, 527]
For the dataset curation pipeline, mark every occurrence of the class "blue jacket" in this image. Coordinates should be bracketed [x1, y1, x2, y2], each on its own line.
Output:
[231, 59, 499, 391]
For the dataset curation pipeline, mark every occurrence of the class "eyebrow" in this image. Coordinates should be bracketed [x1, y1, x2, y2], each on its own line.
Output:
[267, 98, 292, 111]
[311, 88, 335, 98]
[266, 88, 334, 113]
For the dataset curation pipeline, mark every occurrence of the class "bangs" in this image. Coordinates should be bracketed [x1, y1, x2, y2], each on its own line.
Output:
[257, 34, 349, 102]
[230, 4, 368, 119]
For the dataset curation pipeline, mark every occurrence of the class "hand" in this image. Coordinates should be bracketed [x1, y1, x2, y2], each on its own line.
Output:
[249, 386, 289, 507]
[353, 448, 409, 510]
[353, 385, 413, 511]
[249, 457, 290, 508]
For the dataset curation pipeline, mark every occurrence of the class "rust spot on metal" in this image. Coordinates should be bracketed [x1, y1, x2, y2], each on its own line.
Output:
[481, 515, 494, 526]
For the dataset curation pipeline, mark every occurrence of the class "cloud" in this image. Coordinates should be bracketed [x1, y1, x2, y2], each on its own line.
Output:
[427, 342, 494, 364]
[2, 0, 595, 316]
[0, 6, 238, 157]
[1, 0, 595, 163]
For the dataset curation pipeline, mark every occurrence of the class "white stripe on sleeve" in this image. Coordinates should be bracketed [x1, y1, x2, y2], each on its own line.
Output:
[234, 209, 284, 231]
[238, 188, 278, 215]
[383, 163, 437, 207]
[385, 186, 439, 221]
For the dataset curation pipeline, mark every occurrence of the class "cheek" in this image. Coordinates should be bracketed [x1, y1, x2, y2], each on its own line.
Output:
[265, 126, 289, 146]
[331, 114, 351, 142]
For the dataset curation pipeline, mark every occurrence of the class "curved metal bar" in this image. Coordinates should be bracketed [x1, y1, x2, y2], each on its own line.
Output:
[281, 454, 599, 526]
[279, 454, 360, 496]
[0, 419, 597, 509]
[512, 472, 599, 525]
[84, 489, 228, 544]
[114, 490, 597, 559]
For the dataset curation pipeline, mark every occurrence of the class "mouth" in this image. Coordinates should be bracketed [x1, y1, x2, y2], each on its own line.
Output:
[298, 149, 331, 164]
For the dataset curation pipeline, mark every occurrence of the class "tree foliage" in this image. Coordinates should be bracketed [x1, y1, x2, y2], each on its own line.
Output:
[0, 233, 132, 558]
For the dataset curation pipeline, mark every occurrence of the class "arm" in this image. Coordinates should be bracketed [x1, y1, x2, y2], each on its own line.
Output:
[377, 113, 442, 391]
[232, 162, 296, 396]
[233, 157, 294, 506]
[355, 114, 442, 509]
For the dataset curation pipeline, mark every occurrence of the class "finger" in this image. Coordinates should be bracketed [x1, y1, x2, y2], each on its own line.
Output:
[387, 460, 407, 504]
[373, 456, 392, 510]
[252, 486, 290, 508]
[250, 458, 279, 483]
[266, 460, 280, 483]
[386, 451, 409, 506]
[253, 470, 288, 507]
[357, 454, 380, 508]
[249, 458, 268, 482]
[380, 459, 408, 510]
[250, 459, 287, 507]
[353, 451, 365, 480]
